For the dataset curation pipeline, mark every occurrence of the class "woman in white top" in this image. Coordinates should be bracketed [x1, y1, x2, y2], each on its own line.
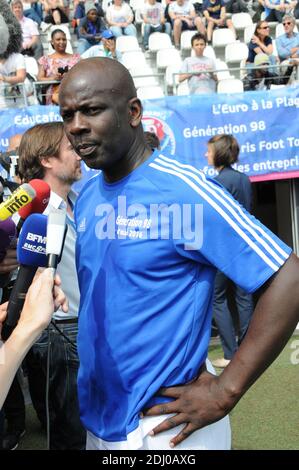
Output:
[0, 53, 26, 108]
[106, 0, 137, 37]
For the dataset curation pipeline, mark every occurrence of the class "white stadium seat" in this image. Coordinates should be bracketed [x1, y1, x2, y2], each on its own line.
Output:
[215, 59, 231, 80]
[165, 63, 182, 88]
[121, 51, 147, 70]
[180, 30, 197, 51]
[148, 32, 173, 52]
[137, 86, 165, 100]
[217, 78, 244, 93]
[231, 13, 253, 30]
[244, 24, 256, 44]
[156, 48, 181, 69]
[225, 42, 249, 65]
[116, 35, 140, 52]
[212, 28, 236, 48]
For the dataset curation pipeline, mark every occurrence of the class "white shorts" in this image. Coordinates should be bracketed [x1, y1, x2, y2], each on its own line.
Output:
[86, 360, 231, 450]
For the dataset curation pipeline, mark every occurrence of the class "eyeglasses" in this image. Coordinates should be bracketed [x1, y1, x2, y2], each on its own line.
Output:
[260, 26, 269, 29]
[283, 22, 292, 26]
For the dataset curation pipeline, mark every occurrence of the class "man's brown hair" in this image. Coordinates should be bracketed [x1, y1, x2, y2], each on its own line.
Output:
[18, 122, 64, 182]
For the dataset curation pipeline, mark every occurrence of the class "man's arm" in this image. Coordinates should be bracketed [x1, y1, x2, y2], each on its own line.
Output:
[143, 253, 299, 447]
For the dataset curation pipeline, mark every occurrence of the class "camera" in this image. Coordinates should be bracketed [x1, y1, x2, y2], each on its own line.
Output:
[57, 66, 69, 75]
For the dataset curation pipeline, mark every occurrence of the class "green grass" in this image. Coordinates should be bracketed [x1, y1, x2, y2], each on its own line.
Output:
[18, 336, 299, 450]
[208, 335, 299, 450]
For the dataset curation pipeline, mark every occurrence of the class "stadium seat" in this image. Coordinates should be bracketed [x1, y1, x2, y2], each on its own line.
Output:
[217, 78, 244, 93]
[47, 23, 71, 40]
[148, 32, 173, 52]
[176, 81, 189, 96]
[231, 13, 253, 30]
[191, 45, 217, 60]
[121, 51, 147, 70]
[225, 42, 249, 65]
[131, 64, 159, 87]
[24, 56, 39, 79]
[156, 48, 181, 69]
[212, 28, 236, 48]
[215, 59, 231, 80]
[137, 86, 165, 100]
[180, 30, 197, 51]
[116, 35, 140, 52]
[244, 23, 256, 44]
[165, 63, 183, 88]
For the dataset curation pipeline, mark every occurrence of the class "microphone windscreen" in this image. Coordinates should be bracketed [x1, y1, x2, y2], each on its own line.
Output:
[0, 218, 17, 262]
[18, 179, 51, 219]
[17, 213, 48, 267]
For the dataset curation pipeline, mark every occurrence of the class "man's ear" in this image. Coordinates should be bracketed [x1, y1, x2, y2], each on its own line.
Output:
[40, 156, 53, 170]
[128, 97, 143, 128]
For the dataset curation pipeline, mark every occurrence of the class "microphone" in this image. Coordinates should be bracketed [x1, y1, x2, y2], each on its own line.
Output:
[17, 179, 50, 233]
[46, 209, 67, 270]
[0, 183, 36, 222]
[1, 214, 48, 341]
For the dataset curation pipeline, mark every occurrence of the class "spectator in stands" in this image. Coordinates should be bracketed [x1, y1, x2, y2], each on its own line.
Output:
[264, 0, 287, 22]
[252, 0, 266, 23]
[276, 14, 299, 61]
[43, 0, 69, 25]
[19, 0, 43, 25]
[0, 49, 26, 109]
[37, 29, 81, 104]
[224, 0, 249, 13]
[141, 0, 172, 50]
[243, 52, 294, 89]
[207, 134, 253, 370]
[179, 32, 217, 94]
[203, 0, 236, 44]
[73, 1, 104, 37]
[106, 0, 137, 38]
[168, 0, 206, 49]
[247, 20, 274, 66]
[77, 3, 107, 55]
[81, 29, 122, 59]
[11, 0, 43, 59]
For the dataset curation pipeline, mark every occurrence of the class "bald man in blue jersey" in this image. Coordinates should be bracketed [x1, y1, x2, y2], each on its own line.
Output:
[59, 57, 299, 450]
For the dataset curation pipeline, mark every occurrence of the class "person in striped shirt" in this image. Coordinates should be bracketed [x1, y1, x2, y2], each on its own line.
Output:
[59, 57, 299, 450]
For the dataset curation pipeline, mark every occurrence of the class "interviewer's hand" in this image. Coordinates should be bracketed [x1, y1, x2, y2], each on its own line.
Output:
[143, 369, 233, 447]
[17, 268, 68, 335]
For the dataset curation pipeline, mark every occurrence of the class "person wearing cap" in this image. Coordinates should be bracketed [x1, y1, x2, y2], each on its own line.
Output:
[81, 29, 122, 60]
[73, 1, 105, 37]
[77, 2, 107, 55]
[243, 52, 294, 91]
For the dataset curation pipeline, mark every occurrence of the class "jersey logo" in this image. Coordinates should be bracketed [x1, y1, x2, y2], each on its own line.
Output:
[78, 217, 86, 233]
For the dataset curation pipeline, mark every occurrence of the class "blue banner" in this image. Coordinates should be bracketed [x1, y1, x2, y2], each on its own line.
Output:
[1, 86, 299, 187]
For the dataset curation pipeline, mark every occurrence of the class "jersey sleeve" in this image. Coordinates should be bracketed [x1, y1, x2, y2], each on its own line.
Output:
[149, 156, 292, 293]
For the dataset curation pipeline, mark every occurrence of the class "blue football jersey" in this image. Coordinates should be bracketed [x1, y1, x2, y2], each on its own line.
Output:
[74, 151, 291, 443]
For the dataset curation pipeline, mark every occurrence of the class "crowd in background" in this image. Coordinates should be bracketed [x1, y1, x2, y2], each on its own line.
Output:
[0, 0, 299, 107]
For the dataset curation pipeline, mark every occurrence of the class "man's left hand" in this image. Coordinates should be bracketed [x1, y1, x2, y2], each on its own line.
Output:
[143, 369, 232, 447]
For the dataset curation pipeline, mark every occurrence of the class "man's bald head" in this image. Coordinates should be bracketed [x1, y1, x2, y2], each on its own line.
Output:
[60, 57, 137, 102]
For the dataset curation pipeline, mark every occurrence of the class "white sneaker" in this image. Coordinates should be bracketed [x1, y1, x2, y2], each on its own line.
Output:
[211, 358, 231, 368]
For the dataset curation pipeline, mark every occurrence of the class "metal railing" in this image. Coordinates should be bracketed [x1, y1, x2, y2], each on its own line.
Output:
[0, 64, 298, 109]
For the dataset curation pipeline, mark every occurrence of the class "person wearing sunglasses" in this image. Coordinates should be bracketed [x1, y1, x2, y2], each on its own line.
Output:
[276, 14, 299, 61]
[247, 20, 274, 66]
